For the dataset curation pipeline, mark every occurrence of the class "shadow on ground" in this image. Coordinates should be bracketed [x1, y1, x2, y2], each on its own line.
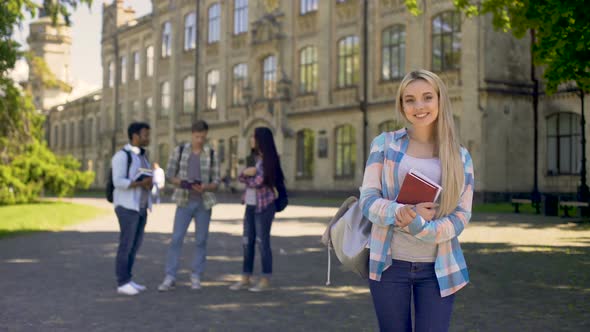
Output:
[1, 229, 589, 331]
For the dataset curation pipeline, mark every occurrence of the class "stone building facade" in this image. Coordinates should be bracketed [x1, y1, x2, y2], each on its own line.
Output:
[44, 0, 587, 199]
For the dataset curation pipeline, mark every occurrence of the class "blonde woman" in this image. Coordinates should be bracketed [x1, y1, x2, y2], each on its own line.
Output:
[360, 70, 474, 332]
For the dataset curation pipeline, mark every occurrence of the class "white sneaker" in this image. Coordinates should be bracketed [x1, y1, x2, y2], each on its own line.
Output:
[117, 282, 139, 296]
[191, 276, 201, 290]
[157, 276, 175, 292]
[130, 281, 146, 291]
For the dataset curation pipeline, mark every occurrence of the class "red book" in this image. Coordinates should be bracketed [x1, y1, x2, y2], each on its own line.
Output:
[396, 169, 443, 205]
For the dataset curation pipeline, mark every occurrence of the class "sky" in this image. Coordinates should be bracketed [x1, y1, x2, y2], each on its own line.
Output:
[11, 0, 152, 101]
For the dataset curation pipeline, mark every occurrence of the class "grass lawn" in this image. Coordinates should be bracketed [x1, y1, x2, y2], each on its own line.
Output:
[0, 201, 109, 238]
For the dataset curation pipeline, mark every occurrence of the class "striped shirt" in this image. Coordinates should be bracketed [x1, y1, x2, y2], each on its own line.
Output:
[359, 128, 475, 297]
[166, 142, 220, 209]
[239, 159, 277, 213]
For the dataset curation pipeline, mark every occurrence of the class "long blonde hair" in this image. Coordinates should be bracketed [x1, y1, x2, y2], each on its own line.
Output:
[395, 70, 464, 218]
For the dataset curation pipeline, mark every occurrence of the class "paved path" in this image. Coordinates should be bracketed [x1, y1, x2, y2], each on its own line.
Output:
[1, 199, 589, 331]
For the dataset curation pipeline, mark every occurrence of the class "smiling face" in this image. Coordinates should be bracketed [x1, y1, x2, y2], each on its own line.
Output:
[401, 79, 439, 129]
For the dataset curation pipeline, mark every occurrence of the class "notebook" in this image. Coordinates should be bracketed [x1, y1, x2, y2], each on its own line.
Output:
[396, 169, 443, 205]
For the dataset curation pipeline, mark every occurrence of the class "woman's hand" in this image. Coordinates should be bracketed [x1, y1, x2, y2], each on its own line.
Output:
[415, 202, 438, 221]
[242, 167, 257, 177]
[395, 205, 416, 228]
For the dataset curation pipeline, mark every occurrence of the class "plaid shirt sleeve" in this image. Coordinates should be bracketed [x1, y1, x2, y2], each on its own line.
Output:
[359, 133, 405, 226]
[238, 162, 265, 188]
[406, 148, 475, 243]
[165, 145, 181, 180]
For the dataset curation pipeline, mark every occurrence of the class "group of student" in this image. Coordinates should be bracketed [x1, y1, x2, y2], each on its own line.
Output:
[109, 69, 474, 332]
[111, 120, 284, 297]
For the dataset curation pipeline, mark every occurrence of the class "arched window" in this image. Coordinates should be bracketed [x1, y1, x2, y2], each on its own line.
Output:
[207, 70, 220, 110]
[300, 0, 318, 14]
[432, 11, 461, 71]
[382, 25, 405, 80]
[145, 46, 154, 76]
[232, 63, 248, 105]
[183, 76, 195, 113]
[160, 81, 170, 116]
[547, 113, 581, 175]
[296, 129, 315, 178]
[299, 46, 318, 94]
[337, 36, 360, 88]
[262, 55, 277, 98]
[335, 124, 356, 177]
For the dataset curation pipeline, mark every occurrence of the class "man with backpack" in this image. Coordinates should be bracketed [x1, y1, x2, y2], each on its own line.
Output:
[158, 120, 220, 291]
[110, 122, 153, 296]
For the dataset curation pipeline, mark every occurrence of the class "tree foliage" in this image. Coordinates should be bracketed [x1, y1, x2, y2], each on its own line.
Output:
[0, 0, 93, 205]
[404, 0, 590, 93]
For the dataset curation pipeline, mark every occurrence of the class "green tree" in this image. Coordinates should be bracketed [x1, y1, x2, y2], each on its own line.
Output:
[0, 0, 93, 204]
[404, 0, 590, 93]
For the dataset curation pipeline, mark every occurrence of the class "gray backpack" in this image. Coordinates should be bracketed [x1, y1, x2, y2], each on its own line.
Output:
[321, 196, 371, 285]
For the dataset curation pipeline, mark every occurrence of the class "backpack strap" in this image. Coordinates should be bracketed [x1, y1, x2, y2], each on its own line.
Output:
[175, 143, 185, 177]
[123, 149, 132, 179]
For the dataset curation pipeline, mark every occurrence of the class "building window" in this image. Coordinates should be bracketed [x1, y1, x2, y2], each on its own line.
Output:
[547, 113, 581, 175]
[262, 55, 277, 99]
[183, 75, 195, 114]
[382, 25, 405, 81]
[160, 81, 170, 116]
[300, 0, 318, 14]
[207, 70, 219, 110]
[145, 46, 154, 77]
[158, 143, 169, 167]
[299, 46, 318, 94]
[229, 135, 238, 178]
[53, 125, 58, 148]
[61, 123, 66, 148]
[184, 12, 196, 51]
[162, 21, 172, 57]
[208, 3, 221, 43]
[145, 97, 153, 120]
[335, 124, 356, 177]
[232, 63, 248, 105]
[296, 129, 315, 178]
[234, 0, 248, 35]
[108, 61, 114, 87]
[337, 36, 360, 88]
[86, 118, 93, 145]
[218, 139, 226, 163]
[432, 11, 461, 72]
[133, 51, 140, 80]
[132, 100, 140, 121]
[378, 120, 403, 133]
[69, 122, 75, 148]
[120, 56, 127, 84]
[78, 119, 84, 147]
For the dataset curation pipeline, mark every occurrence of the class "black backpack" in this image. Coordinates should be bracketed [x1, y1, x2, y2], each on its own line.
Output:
[106, 149, 132, 203]
[275, 166, 288, 212]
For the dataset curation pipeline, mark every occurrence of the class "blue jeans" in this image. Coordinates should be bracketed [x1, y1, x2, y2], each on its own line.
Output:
[114, 206, 147, 286]
[164, 200, 212, 279]
[242, 204, 275, 276]
[369, 259, 455, 332]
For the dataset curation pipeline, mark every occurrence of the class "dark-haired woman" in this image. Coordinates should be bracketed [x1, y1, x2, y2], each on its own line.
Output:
[229, 127, 285, 292]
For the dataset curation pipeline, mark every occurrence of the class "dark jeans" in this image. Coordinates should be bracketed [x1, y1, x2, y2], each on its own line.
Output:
[114, 206, 147, 286]
[242, 204, 275, 276]
[369, 259, 455, 332]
